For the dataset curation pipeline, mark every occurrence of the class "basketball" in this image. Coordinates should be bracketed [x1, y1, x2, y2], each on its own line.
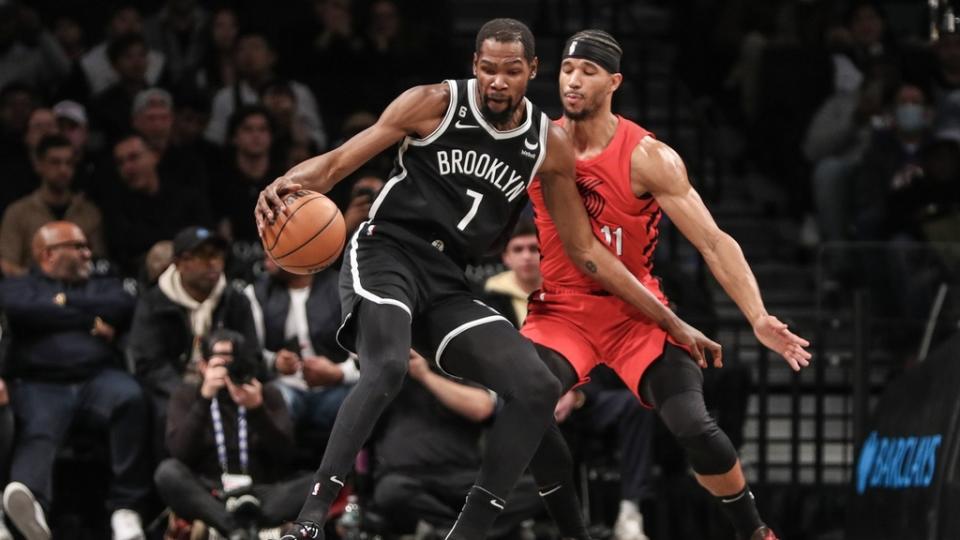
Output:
[260, 190, 346, 274]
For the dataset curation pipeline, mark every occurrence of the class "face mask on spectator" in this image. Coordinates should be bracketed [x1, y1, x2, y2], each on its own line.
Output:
[895, 103, 927, 133]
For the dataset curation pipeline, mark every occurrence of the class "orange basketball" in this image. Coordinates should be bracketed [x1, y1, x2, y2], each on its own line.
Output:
[260, 190, 346, 275]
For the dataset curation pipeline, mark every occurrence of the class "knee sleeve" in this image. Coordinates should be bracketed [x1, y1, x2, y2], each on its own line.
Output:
[658, 392, 738, 475]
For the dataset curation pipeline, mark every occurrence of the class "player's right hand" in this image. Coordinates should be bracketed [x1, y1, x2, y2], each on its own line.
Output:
[664, 318, 723, 369]
[255, 176, 302, 230]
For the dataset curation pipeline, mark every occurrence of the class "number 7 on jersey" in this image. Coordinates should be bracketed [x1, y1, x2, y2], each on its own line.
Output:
[457, 189, 484, 231]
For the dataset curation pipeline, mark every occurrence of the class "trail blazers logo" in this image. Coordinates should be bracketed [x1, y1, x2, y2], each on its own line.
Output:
[575, 176, 605, 219]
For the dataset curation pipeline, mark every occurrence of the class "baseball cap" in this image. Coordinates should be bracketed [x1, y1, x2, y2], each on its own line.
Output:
[53, 100, 88, 126]
[173, 226, 227, 257]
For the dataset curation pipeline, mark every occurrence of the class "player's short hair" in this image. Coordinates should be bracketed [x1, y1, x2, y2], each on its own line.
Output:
[35, 134, 73, 160]
[475, 18, 535, 62]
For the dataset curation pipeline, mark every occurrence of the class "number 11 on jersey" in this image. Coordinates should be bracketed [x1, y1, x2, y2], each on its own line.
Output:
[601, 225, 623, 256]
[457, 189, 484, 231]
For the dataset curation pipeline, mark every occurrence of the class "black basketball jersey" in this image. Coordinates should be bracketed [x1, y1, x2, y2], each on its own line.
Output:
[368, 78, 550, 262]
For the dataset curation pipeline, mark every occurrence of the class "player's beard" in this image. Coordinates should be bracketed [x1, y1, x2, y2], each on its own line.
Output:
[481, 96, 520, 126]
[563, 99, 599, 121]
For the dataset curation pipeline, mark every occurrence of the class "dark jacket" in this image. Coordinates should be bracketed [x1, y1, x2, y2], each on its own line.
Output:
[0, 270, 135, 382]
[127, 282, 259, 399]
[252, 266, 346, 361]
[166, 381, 294, 483]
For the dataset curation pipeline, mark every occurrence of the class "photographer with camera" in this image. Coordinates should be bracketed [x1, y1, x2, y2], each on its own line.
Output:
[155, 329, 314, 540]
[128, 226, 260, 449]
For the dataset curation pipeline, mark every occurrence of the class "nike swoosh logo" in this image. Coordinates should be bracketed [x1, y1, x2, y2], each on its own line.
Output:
[455, 120, 479, 129]
[489, 498, 505, 510]
[312, 482, 320, 495]
[524, 138, 539, 150]
[330, 475, 344, 487]
[538, 485, 562, 497]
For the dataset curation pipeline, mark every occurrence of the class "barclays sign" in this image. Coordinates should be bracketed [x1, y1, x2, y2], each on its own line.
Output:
[856, 431, 942, 494]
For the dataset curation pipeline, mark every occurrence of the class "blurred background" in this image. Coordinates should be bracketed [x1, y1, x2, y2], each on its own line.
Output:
[1, 0, 959, 539]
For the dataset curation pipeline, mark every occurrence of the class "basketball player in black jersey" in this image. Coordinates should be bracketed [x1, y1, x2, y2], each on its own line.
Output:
[257, 19, 719, 540]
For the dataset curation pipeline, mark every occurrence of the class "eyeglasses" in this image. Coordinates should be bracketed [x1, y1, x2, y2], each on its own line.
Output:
[46, 241, 90, 251]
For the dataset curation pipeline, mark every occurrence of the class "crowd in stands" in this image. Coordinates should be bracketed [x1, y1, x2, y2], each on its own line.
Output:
[673, 0, 960, 345]
[0, 2, 657, 538]
[2, 0, 957, 538]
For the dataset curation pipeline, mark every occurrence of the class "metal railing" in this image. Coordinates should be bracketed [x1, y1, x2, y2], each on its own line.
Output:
[735, 242, 960, 489]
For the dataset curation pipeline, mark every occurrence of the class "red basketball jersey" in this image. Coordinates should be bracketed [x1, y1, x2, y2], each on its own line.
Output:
[529, 116, 667, 303]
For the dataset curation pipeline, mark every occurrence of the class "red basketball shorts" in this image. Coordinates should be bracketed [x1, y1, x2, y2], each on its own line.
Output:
[522, 289, 681, 407]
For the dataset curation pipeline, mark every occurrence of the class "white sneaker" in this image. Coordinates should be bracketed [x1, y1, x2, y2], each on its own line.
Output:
[110, 508, 145, 540]
[0, 508, 13, 540]
[613, 499, 650, 540]
[2, 482, 50, 540]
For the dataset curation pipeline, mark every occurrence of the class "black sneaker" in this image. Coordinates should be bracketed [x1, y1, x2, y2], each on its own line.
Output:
[281, 521, 323, 540]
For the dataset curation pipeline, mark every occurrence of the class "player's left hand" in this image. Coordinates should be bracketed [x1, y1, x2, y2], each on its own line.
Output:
[752, 315, 812, 371]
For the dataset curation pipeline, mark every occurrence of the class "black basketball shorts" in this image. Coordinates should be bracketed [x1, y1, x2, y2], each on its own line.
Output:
[337, 220, 512, 374]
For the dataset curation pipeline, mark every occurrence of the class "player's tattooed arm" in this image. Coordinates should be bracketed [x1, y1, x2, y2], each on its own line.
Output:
[539, 125, 721, 367]
[539, 124, 677, 324]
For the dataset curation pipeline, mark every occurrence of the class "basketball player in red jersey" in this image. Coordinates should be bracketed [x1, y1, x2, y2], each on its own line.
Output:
[523, 30, 812, 540]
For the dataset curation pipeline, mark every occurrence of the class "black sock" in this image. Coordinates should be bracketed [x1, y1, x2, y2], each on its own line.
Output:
[446, 485, 506, 540]
[538, 482, 591, 540]
[716, 485, 763, 539]
[297, 473, 345, 525]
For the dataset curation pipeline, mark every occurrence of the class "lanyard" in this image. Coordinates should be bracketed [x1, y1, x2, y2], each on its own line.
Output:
[210, 396, 248, 474]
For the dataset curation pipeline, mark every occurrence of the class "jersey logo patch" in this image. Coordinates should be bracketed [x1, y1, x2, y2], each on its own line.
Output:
[524, 138, 539, 151]
[455, 120, 479, 129]
[575, 176, 606, 219]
